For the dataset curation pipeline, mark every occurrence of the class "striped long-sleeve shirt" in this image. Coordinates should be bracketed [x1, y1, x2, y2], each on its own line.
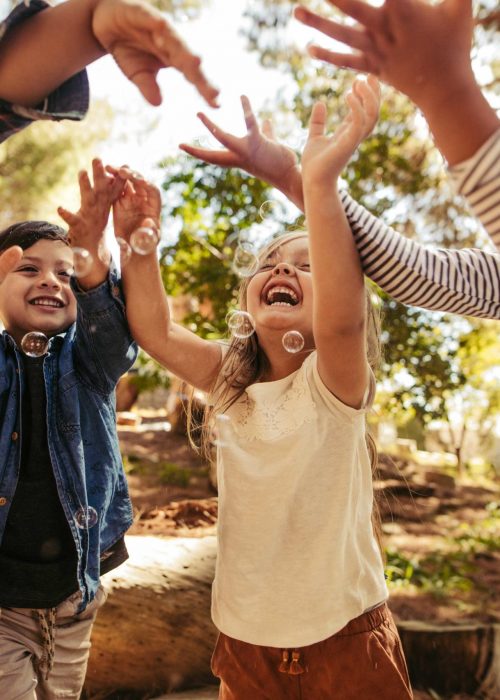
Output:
[342, 128, 500, 320]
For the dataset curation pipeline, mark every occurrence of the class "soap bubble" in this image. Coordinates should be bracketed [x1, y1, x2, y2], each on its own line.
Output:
[130, 227, 158, 255]
[228, 310, 255, 339]
[71, 247, 93, 278]
[97, 241, 111, 265]
[116, 238, 132, 266]
[21, 332, 49, 357]
[282, 330, 305, 354]
[259, 200, 287, 222]
[74, 506, 98, 529]
[232, 243, 259, 278]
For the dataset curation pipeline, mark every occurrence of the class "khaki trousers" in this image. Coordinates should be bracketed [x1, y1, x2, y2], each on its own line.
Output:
[211, 603, 413, 700]
[0, 586, 107, 700]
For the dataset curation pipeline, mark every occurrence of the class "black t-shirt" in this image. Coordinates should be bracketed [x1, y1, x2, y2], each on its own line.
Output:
[0, 356, 127, 608]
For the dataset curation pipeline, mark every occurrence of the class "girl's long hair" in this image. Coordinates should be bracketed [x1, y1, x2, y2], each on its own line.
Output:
[187, 230, 384, 552]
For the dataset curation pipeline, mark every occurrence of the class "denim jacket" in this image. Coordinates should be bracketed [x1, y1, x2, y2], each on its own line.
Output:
[0, 266, 137, 610]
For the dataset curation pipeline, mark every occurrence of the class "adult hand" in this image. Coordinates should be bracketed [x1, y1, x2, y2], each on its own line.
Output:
[92, 0, 219, 107]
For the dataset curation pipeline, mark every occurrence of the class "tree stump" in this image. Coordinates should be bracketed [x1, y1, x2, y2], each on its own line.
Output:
[398, 620, 500, 696]
[85, 536, 218, 695]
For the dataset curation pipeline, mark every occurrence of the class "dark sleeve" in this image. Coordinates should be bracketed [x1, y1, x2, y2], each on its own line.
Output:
[0, 0, 89, 144]
[71, 263, 138, 393]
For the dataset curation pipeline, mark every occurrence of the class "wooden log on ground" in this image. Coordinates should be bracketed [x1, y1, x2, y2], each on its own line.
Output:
[85, 536, 218, 695]
[398, 620, 500, 696]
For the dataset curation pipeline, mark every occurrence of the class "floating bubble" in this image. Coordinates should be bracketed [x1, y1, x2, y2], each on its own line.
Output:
[74, 506, 99, 529]
[71, 247, 93, 278]
[213, 414, 231, 448]
[97, 241, 111, 265]
[130, 227, 158, 255]
[21, 331, 49, 357]
[282, 330, 305, 354]
[232, 243, 259, 278]
[259, 200, 287, 222]
[228, 310, 255, 339]
[116, 238, 132, 266]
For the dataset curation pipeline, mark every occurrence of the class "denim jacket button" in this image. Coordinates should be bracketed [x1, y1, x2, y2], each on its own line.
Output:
[0, 497, 7, 506]
[11, 431, 18, 441]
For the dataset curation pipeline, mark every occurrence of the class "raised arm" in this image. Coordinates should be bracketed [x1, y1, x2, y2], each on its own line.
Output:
[0, 0, 218, 109]
[110, 167, 222, 392]
[301, 76, 379, 407]
[182, 94, 500, 320]
[294, 0, 499, 167]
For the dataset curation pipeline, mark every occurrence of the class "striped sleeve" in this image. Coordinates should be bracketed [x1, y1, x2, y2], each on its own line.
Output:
[448, 128, 500, 251]
[340, 190, 500, 320]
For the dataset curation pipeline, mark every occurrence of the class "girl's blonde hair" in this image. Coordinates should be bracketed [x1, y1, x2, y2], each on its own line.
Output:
[188, 230, 384, 551]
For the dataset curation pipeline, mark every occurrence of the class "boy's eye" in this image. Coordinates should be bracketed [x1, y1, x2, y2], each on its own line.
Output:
[58, 270, 72, 278]
[17, 265, 38, 273]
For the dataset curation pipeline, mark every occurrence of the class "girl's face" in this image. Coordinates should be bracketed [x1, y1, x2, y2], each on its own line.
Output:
[246, 236, 313, 337]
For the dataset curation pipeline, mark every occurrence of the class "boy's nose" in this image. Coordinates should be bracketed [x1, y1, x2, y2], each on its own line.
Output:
[39, 272, 61, 288]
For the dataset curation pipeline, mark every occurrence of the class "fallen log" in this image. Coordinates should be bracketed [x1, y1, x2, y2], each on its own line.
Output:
[398, 620, 500, 696]
[85, 535, 218, 695]
[85, 536, 500, 697]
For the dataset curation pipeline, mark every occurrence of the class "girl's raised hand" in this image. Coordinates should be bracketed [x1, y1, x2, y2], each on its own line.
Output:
[301, 75, 380, 185]
[179, 95, 303, 206]
[108, 166, 162, 241]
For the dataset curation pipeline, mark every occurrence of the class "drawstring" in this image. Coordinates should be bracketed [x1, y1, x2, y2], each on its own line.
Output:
[34, 607, 57, 680]
[278, 649, 305, 675]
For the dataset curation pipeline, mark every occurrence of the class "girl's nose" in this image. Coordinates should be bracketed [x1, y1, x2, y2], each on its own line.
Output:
[272, 262, 293, 276]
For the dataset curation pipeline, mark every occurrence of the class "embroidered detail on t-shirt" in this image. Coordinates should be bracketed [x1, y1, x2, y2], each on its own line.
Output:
[229, 367, 317, 442]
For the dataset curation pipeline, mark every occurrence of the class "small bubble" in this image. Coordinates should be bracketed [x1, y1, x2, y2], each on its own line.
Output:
[282, 330, 304, 353]
[232, 243, 259, 278]
[130, 227, 158, 255]
[75, 506, 99, 529]
[259, 200, 287, 222]
[97, 241, 111, 265]
[116, 238, 132, 266]
[71, 247, 93, 277]
[21, 332, 49, 357]
[228, 310, 255, 339]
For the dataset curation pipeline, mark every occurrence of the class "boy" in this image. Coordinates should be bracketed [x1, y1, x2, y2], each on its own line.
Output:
[0, 159, 137, 699]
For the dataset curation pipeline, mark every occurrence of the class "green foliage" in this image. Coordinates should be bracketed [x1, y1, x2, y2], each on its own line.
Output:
[129, 350, 171, 393]
[0, 101, 113, 227]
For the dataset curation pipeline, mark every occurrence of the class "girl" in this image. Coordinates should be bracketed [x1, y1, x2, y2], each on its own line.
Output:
[116, 76, 412, 699]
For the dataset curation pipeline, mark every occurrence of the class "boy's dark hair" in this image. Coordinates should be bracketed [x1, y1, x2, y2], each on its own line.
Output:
[0, 221, 68, 254]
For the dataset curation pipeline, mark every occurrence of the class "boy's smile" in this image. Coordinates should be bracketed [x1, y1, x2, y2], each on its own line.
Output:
[0, 239, 77, 346]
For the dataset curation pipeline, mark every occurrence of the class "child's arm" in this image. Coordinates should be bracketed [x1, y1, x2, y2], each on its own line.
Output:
[0, 0, 218, 109]
[111, 168, 223, 392]
[301, 76, 379, 407]
[58, 157, 124, 291]
[181, 95, 500, 320]
[294, 0, 499, 167]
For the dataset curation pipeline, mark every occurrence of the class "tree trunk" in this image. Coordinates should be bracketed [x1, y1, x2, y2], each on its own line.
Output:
[398, 620, 500, 696]
[85, 535, 218, 695]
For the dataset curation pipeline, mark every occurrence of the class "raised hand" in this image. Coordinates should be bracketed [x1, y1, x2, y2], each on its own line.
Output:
[294, 0, 474, 110]
[302, 75, 380, 184]
[0, 246, 23, 285]
[179, 95, 303, 209]
[92, 0, 219, 107]
[108, 166, 162, 242]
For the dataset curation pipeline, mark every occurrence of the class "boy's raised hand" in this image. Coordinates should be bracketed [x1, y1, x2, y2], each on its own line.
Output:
[294, 0, 474, 111]
[179, 95, 303, 209]
[58, 157, 125, 288]
[301, 75, 380, 184]
[0, 246, 23, 285]
[92, 0, 219, 107]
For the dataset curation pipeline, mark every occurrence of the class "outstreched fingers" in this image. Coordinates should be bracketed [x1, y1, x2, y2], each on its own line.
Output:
[57, 206, 80, 228]
[325, 0, 381, 27]
[308, 101, 328, 138]
[179, 143, 239, 167]
[307, 44, 374, 75]
[294, 5, 372, 52]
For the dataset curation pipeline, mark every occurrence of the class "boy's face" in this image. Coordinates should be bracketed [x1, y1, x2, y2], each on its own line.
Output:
[0, 239, 77, 345]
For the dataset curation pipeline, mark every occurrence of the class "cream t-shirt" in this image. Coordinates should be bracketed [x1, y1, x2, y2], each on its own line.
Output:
[211, 351, 388, 648]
